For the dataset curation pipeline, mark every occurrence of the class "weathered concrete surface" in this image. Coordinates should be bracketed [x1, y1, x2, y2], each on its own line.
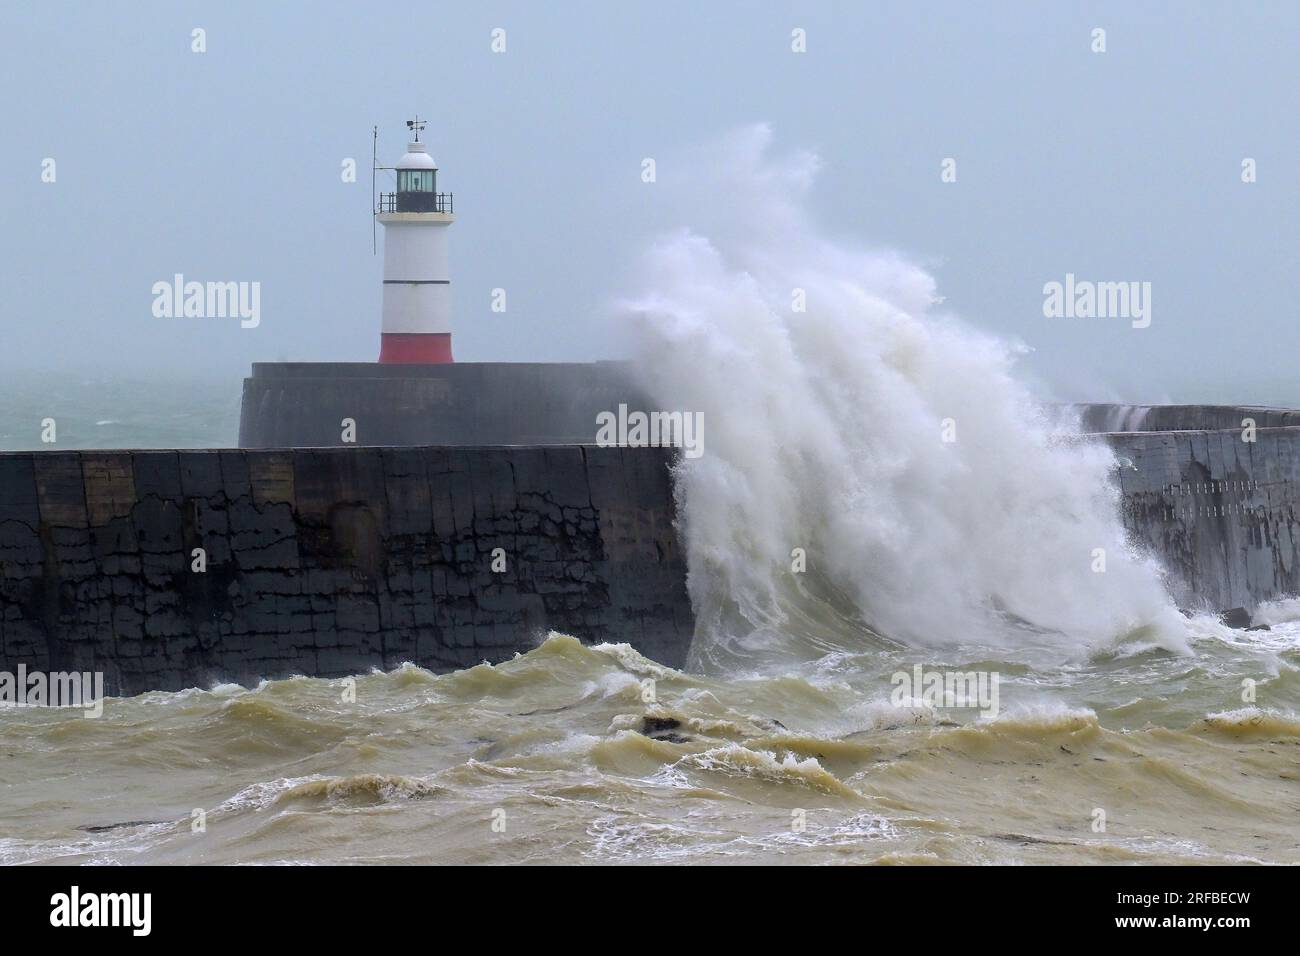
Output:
[1105, 427, 1300, 613]
[1067, 403, 1300, 434]
[9, 393, 1299, 697]
[0, 446, 692, 695]
[239, 362, 650, 448]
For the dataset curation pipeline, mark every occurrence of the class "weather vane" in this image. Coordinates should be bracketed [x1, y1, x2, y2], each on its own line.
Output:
[406, 116, 426, 141]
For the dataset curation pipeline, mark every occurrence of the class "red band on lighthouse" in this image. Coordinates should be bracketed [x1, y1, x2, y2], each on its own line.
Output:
[378, 332, 454, 364]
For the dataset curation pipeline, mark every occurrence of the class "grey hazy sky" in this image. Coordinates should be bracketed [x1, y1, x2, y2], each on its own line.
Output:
[2, 1, 1296, 403]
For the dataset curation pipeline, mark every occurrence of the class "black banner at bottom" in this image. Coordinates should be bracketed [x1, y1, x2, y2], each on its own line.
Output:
[0, 864, 1281, 940]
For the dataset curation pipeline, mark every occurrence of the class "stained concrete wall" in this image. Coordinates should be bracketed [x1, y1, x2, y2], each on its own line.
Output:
[8, 394, 1299, 698]
[239, 362, 651, 448]
[0, 446, 693, 695]
[1068, 403, 1300, 434]
[1056, 402, 1300, 613]
[1105, 427, 1300, 612]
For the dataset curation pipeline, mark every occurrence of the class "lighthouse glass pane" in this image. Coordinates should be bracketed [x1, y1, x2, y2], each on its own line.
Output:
[399, 170, 434, 192]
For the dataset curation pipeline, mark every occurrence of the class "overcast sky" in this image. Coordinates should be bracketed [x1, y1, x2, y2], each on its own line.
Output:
[2, 1, 1296, 403]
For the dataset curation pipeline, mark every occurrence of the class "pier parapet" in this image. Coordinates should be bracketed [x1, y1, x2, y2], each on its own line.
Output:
[0, 445, 692, 694]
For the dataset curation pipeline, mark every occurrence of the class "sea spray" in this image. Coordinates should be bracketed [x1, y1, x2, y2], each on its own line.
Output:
[620, 125, 1186, 666]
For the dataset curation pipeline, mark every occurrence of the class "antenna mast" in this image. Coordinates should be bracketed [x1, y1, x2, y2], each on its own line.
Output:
[371, 125, 378, 255]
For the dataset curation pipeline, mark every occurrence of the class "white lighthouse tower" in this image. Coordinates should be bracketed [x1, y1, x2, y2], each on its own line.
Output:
[376, 118, 454, 363]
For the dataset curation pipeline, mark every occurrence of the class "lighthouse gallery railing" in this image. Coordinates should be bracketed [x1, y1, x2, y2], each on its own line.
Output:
[376, 192, 453, 214]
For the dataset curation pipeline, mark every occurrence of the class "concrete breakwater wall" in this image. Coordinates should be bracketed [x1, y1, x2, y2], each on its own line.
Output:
[1064, 402, 1298, 613]
[4, 398, 1298, 698]
[1069, 403, 1300, 435]
[240, 362, 650, 448]
[1105, 427, 1300, 613]
[0, 446, 692, 695]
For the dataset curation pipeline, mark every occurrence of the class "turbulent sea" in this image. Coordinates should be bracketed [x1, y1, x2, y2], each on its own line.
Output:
[1, 628, 1298, 865]
[2, 127, 1298, 865]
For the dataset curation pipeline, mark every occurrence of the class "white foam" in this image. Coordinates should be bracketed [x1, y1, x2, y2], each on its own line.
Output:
[623, 124, 1187, 662]
[1250, 597, 1300, 627]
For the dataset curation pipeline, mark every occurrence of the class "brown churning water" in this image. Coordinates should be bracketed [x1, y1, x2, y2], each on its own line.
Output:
[2, 627, 1296, 865]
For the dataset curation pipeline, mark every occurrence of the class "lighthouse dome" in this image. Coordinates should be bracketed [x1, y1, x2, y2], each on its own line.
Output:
[397, 141, 438, 171]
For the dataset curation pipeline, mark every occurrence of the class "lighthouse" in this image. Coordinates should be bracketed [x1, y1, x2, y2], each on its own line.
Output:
[376, 118, 454, 363]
